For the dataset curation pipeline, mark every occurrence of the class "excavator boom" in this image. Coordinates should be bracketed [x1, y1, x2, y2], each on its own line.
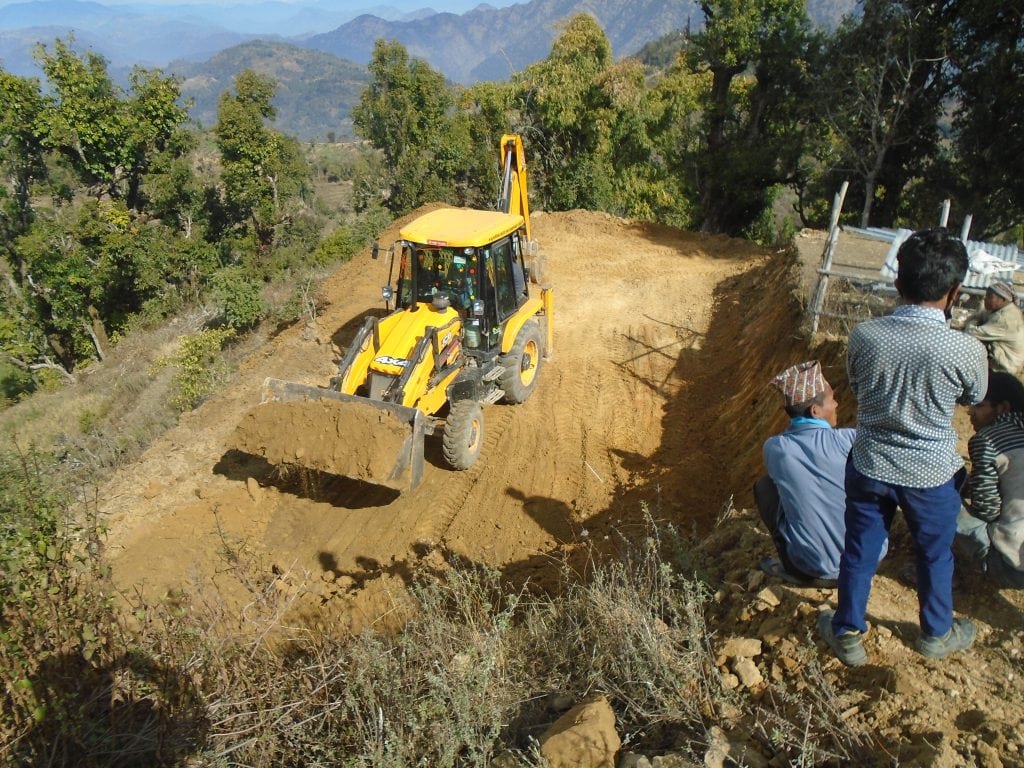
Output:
[498, 134, 531, 242]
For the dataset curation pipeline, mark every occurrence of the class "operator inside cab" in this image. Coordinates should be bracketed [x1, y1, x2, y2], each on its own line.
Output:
[403, 247, 474, 312]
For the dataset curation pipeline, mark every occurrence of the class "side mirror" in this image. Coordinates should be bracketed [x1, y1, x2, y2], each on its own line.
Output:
[372, 241, 380, 260]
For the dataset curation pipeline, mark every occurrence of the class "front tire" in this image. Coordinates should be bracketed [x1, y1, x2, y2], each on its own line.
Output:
[499, 320, 543, 404]
[442, 399, 483, 470]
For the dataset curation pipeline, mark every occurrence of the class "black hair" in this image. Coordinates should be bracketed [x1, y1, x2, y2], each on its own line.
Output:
[982, 372, 1024, 413]
[896, 228, 969, 303]
[784, 390, 827, 419]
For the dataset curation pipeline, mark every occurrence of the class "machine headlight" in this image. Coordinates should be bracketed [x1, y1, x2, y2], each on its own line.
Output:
[472, 300, 484, 316]
[382, 286, 394, 301]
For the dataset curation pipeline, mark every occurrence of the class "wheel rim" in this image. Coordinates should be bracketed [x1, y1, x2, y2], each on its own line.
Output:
[520, 339, 539, 386]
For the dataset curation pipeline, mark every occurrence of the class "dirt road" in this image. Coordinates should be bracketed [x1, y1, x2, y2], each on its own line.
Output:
[100, 207, 805, 624]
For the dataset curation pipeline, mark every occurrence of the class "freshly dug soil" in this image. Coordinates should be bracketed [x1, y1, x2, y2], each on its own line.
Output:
[96, 206, 1024, 761]
[232, 396, 413, 485]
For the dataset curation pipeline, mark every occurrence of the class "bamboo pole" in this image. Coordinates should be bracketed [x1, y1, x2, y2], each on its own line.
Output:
[810, 181, 849, 334]
[960, 214, 973, 242]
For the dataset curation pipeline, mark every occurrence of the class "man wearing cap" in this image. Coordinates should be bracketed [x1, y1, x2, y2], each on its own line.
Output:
[755, 360, 863, 584]
[963, 281, 1024, 374]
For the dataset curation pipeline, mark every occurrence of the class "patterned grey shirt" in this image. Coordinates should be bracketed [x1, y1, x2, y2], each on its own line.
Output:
[847, 304, 988, 488]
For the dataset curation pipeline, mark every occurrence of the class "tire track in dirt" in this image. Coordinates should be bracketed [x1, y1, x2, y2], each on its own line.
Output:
[98, 208, 763, 622]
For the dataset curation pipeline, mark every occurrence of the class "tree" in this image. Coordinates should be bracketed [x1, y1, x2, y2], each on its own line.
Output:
[34, 38, 188, 207]
[352, 41, 458, 215]
[512, 15, 617, 211]
[947, 0, 1024, 238]
[214, 70, 310, 256]
[810, 0, 950, 228]
[687, 0, 816, 236]
[0, 70, 46, 237]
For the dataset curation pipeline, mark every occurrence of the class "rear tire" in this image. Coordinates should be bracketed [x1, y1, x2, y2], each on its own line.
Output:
[442, 399, 483, 470]
[499, 320, 543, 403]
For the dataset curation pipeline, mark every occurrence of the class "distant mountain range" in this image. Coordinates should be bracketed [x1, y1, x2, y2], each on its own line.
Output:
[2, 0, 859, 139]
[2, 0, 857, 81]
[170, 40, 370, 140]
[0, 0, 485, 75]
[306, 0, 707, 84]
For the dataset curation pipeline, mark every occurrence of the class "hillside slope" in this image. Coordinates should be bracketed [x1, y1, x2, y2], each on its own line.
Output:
[96, 208, 1024, 762]
[171, 40, 370, 138]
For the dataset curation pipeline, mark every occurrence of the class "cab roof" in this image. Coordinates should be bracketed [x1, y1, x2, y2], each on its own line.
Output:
[399, 208, 525, 248]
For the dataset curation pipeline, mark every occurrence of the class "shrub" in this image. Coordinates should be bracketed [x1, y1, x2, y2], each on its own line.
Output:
[310, 224, 361, 266]
[154, 327, 236, 411]
[0, 360, 34, 406]
[209, 267, 266, 330]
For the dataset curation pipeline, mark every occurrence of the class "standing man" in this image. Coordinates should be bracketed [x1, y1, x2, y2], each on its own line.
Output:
[756, 360, 863, 584]
[962, 281, 1024, 374]
[819, 228, 989, 666]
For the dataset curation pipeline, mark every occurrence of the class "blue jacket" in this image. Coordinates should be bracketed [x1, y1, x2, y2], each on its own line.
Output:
[763, 419, 883, 579]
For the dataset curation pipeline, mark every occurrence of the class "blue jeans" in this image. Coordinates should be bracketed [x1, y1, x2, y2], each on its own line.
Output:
[833, 460, 963, 638]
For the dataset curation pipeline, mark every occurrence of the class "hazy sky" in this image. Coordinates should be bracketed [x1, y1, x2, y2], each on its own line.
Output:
[38, 0, 522, 7]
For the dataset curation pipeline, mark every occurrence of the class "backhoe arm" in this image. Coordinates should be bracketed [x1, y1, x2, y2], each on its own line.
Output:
[498, 134, 531, 243]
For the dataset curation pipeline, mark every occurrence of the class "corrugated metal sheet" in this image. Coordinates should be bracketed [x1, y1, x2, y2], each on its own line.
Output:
[844, 226, 1024, 289]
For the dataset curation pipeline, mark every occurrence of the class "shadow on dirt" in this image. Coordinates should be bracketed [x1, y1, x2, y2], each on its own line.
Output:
[213, 448, 401, 508]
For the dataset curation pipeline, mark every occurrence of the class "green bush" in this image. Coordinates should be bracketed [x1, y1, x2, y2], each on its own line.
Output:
[310, 224, 361, 266]
[0, 360, 34, 406]
[154, 327, 236, 411]
[209, 267, 266, 330]
[0, 445, 203, 765]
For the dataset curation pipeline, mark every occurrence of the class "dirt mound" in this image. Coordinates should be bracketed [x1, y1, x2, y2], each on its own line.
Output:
[97, 206, 1024, 760]
[232, 391, 415, 486]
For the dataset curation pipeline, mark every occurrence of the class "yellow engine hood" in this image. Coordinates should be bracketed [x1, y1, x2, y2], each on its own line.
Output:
[370, 303, 461, 376]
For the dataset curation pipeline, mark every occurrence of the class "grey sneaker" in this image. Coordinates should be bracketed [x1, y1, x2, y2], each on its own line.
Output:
[916, 618, 976, 659]
[817, 609, 868, 667]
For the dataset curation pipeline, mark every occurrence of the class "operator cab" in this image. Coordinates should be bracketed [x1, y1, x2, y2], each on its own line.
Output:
[389, 208, 531, 355]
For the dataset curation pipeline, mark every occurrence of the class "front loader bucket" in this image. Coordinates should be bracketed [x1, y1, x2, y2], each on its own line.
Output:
[232, 378, 425, 492]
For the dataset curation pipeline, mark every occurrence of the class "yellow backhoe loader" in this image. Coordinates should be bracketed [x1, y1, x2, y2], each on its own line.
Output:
[233, 135, 553, 491]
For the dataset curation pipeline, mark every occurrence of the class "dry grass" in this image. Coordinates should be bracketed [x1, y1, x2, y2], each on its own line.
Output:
[1, 485, 884, 767]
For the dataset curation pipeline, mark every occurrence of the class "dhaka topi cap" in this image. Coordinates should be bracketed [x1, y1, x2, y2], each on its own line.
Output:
[772, 360, 826, 407]
[989, 281, 1017, 303]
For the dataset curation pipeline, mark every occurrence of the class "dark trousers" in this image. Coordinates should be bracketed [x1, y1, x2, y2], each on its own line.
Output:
[834, 460, 963, 638]
[753, 475, 815, 581]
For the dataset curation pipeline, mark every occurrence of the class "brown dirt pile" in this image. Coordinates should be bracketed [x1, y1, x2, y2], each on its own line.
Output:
[232, 395, 412, 483]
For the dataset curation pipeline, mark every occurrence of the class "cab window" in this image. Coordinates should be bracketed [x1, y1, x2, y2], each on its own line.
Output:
[486, 237, 519, 321]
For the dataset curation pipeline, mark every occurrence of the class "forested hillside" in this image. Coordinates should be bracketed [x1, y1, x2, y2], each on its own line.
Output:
[2, 0, 1021, 405]
[170, 41, 370, 139]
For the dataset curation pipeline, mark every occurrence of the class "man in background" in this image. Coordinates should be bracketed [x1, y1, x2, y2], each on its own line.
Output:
[755, 360, 868, 585]
[963, 281, 1024, 374]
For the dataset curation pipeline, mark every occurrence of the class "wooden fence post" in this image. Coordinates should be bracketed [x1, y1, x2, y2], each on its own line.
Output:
[810, 181, 849, 334]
